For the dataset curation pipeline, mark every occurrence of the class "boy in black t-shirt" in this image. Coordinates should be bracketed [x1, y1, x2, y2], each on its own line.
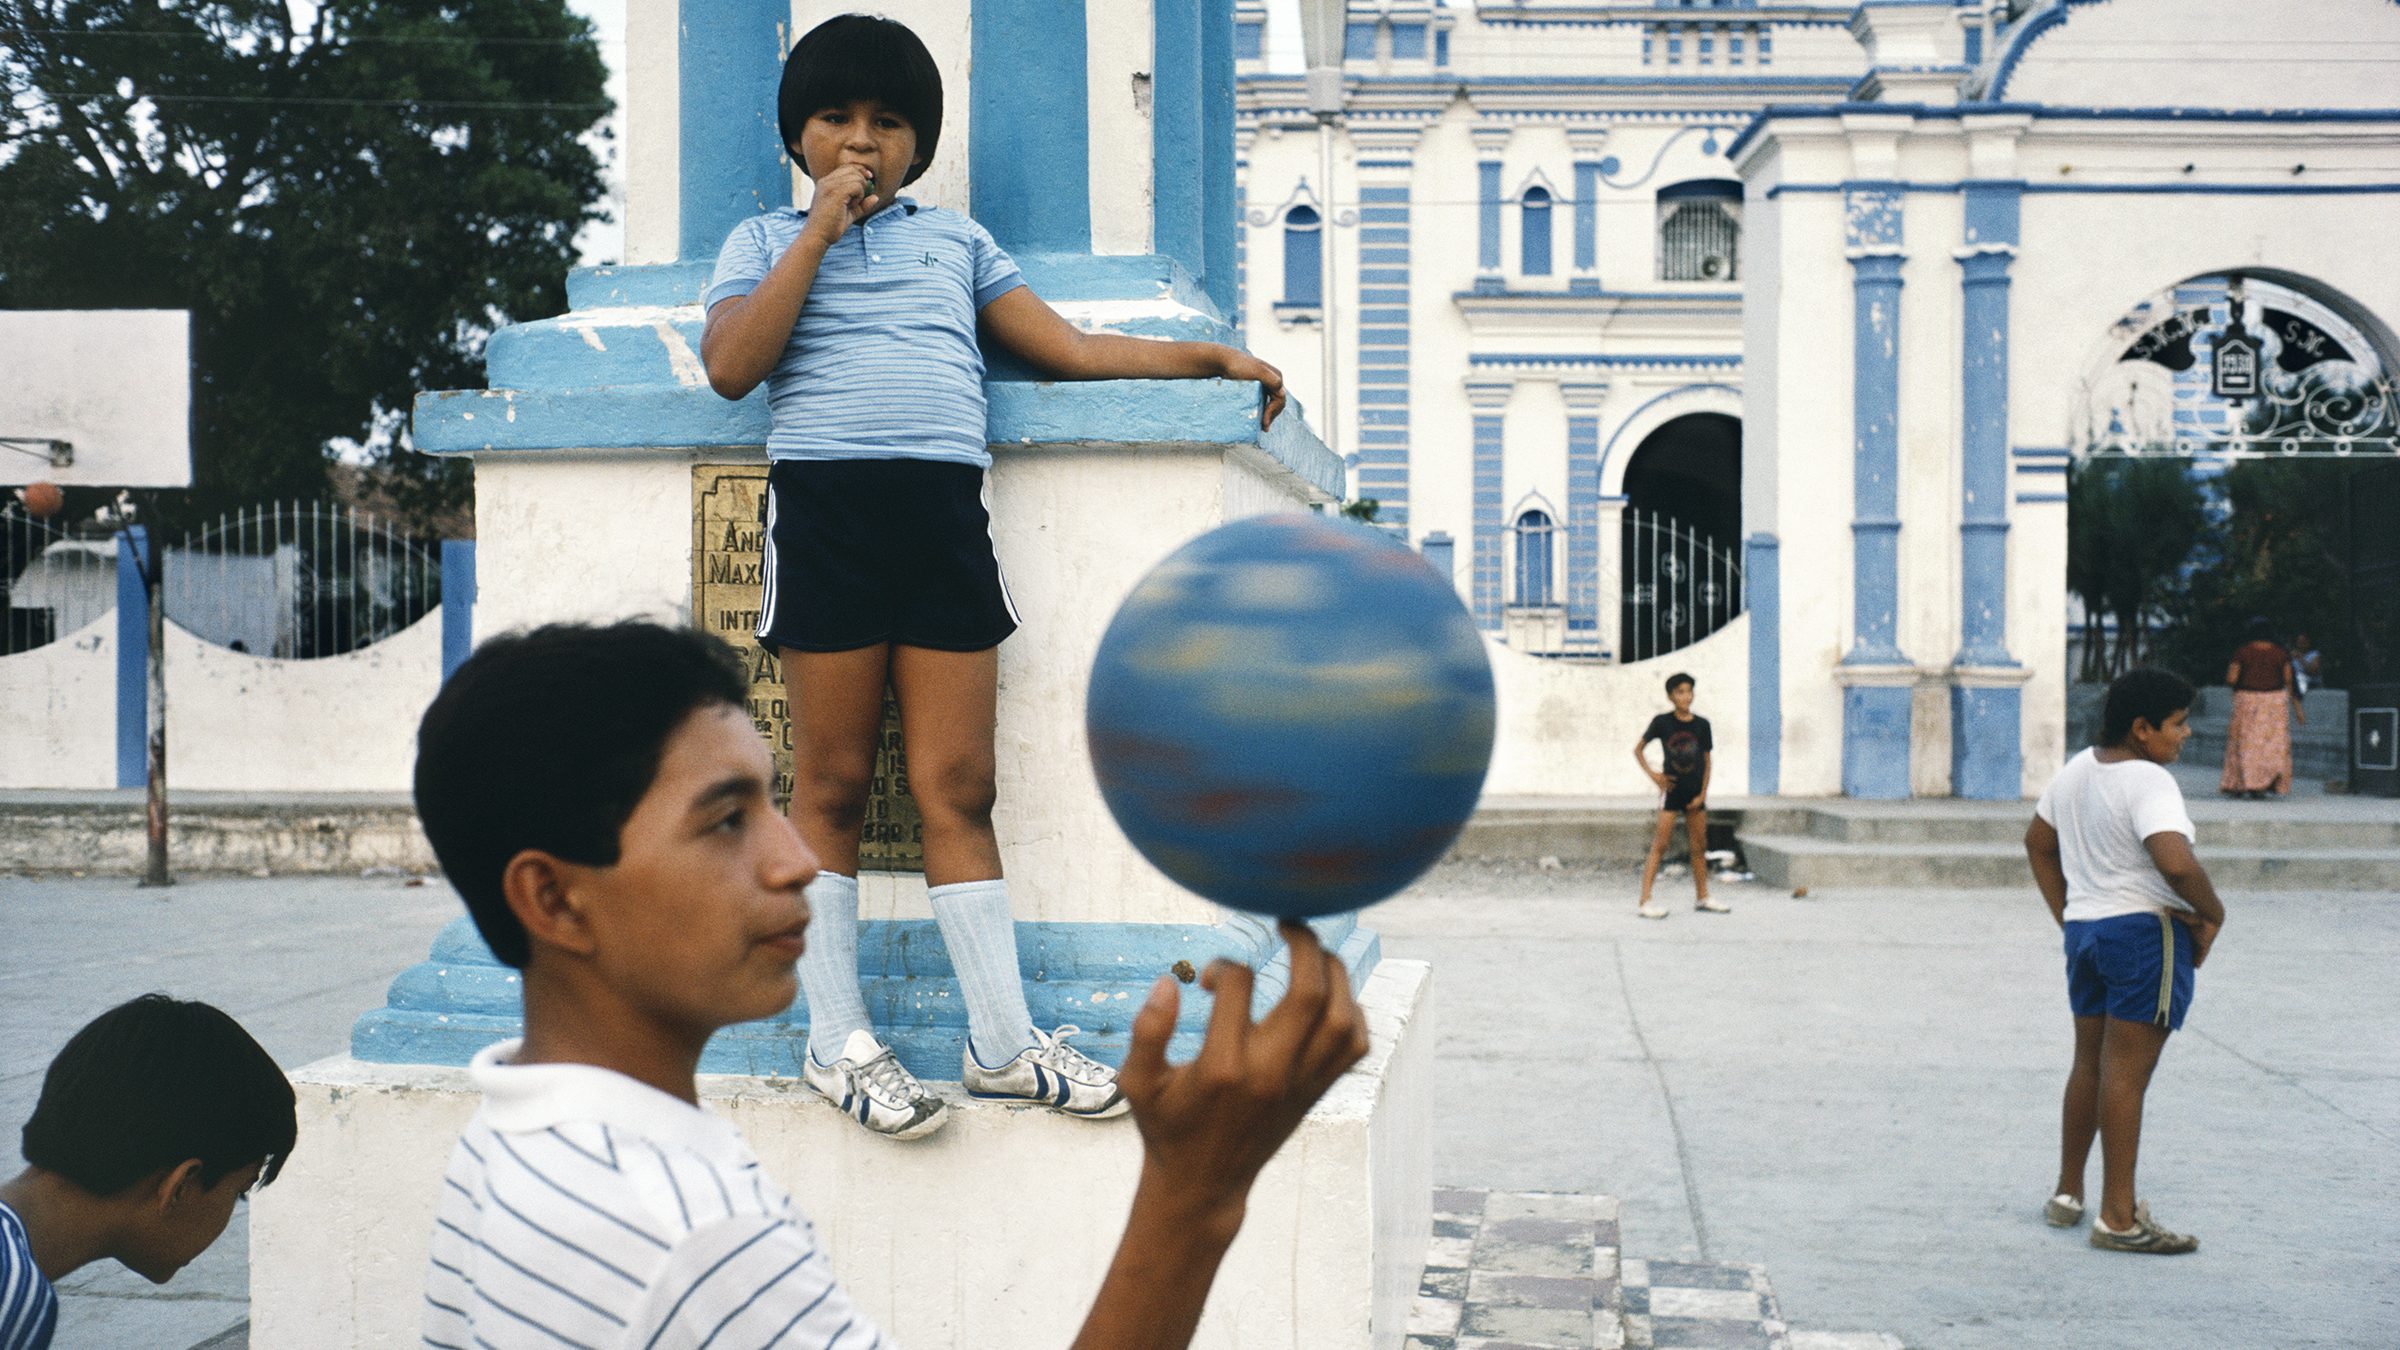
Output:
[1633, 672, 1729, 918]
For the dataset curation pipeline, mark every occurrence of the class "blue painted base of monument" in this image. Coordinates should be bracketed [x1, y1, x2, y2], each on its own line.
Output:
[1950, 684, 2024, 801]
[1842, 682, 1914, 800]
[352, 915, 1380, 1082]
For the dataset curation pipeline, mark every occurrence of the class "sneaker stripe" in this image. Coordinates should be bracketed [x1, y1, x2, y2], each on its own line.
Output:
[1032, 1064, 1050, 1101]
[1054, 1071, 1071, 1108]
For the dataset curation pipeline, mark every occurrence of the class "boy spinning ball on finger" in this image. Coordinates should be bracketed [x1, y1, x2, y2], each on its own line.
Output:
[412, 622, 1368, 1348]
[699, 13, 1288, 1138]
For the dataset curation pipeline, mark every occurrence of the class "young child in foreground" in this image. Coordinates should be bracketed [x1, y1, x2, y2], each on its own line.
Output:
[0, 995, 297, 1350]
[1632, 672, 1729, 919]
[411, 621, 1369, 1348]
[699, 13, 1288, 1139]
[2024, 667, 2224, 1255]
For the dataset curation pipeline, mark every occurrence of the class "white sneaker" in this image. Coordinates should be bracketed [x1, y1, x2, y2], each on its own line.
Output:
[804, 1030, 948, 1140]
[1637, 903, 1670, 920]
[963, 1024, 1128, 1118]
[1696, 897, 1733, 914]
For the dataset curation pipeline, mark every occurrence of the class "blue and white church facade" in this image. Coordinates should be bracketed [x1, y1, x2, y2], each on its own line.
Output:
[1234, 0, 2400, 799]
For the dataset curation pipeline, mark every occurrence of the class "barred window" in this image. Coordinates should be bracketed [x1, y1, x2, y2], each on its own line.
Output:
[1658, 180, 1740, 282]
[1514, 510, 1556, 607]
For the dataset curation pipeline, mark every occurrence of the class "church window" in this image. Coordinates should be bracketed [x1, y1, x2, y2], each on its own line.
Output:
[1283, 205, 1322, 307]
[1514, 510, 1556, 607]
[1521, 188, 1553, 277]
[1658, 181, 1740, 282]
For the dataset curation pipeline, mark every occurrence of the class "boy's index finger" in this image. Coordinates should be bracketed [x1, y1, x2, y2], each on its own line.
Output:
[1196, 958, 1255, 1071]
[1259, 921, 1333, 1057]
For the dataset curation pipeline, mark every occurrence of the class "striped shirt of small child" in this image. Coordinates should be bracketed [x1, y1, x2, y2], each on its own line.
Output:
[424, 1041, 886, 1350]
[0, 1201, 57, 1350]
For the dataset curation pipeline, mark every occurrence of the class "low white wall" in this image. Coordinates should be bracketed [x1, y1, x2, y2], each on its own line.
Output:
[1481, 615, 1751, 798]
[0, 611, 119, 789]
[165, 612, 443, 793]
[253, 959, 1434, 1350]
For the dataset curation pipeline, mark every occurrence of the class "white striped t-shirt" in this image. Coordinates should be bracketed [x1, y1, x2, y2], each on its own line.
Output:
[0, 1200, 56, 1350]
[705, 200, 1026, 469]
[423, 1041, 888, 1350]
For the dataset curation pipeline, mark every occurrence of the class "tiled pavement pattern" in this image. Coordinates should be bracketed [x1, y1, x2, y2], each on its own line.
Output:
[1406, 1189, 1902, 1350]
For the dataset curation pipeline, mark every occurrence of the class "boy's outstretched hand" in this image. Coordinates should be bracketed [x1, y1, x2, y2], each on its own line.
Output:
[1219, 350, 1287, 429]
[1070, 922, 1370, 1350]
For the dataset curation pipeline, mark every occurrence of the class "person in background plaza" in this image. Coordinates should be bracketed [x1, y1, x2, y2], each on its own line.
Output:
[1633, 672, 1729, 920]
[698, 13, 1288, 1139]
[2025, 667, 2224, 1255]
[410, 622, 1369, 1349]
[0, 996, 298, 1350]
[2219, 617, 2304, 799]
[2289, 630, 2323, 697]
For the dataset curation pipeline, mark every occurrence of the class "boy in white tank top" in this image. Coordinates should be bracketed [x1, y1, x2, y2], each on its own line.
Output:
[2024, 668, 2226, 1255]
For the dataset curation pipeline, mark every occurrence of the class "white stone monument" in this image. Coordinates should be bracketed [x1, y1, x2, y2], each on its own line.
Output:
[250, 3, 1435, 1346]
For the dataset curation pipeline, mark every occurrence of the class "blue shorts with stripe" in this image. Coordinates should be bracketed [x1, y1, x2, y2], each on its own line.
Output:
[2064, 911, 2195, 1031]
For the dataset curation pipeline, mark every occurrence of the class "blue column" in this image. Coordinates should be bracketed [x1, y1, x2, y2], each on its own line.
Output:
[678, 0, 791, 261]
[115, 527, 148, 789]
[974, 0, 1093, 257]
[1572, 160, 1600, 289]
[1199, 0, 1238, 320]
[1356, 180, 1413, 525]
[441, 541, 477, 682]
[1746, 532, 1780, 796]
[1471, 408, 1505, 629]
[1841, 184, 1911, 799]
[1566, 412, 1601, 637]
[1477, 160, 1502, 280]
[1153, 1, 1203, 286]
[1953, 179, 2024, 800]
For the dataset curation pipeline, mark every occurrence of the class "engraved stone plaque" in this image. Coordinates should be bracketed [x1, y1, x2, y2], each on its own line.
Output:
[692, 465, 923, 872]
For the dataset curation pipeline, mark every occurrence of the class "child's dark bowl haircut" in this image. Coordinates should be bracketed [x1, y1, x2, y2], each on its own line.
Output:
[22, 995, 296, 1195]
[413, 622, 751, 968]
[1665, 672, 1695, 695]
[778, 14, 944, 185]
[2102, 666, 2196, 744]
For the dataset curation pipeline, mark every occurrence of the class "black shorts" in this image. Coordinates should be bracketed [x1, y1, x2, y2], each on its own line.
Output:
[1661, 777, 1705, 813]
[757, 458, 1019, 654]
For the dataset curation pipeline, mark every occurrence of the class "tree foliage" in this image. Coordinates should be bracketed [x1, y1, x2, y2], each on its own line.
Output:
[2156, 460, 2363, 689]
[2066, 455, 2207, 681]
[0, 0, 610, 535]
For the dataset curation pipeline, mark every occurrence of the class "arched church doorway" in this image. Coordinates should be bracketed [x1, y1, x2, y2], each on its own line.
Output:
[2068, 270, 2399, 697]
[1618, 412, 1743, 662]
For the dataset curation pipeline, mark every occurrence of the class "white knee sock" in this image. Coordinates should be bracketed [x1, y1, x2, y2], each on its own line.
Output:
[928, 878, 1038, 1066]
[797, 872, 873, 1065]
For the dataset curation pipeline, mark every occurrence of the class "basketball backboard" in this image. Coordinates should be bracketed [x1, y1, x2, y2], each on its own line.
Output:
[0, 310, 192, 488]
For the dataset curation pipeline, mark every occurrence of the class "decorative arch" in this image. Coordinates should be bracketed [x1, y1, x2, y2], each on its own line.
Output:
[1598, 383, 1742, 498]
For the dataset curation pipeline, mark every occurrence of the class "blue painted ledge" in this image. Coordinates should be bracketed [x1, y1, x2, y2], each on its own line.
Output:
[353, 915, 1380, 1081]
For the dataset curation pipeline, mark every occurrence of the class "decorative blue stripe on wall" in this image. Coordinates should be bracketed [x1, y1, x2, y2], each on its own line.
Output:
[975, 0, 1094, 255]
[1473, 412, 1504, 628]
[1357, 178, 1411, 525]
[1574, 162, 1600, 272]
[677, 0, 787, 261]
[441, 541, 476, 681]
[1567, 416, 1600, 636]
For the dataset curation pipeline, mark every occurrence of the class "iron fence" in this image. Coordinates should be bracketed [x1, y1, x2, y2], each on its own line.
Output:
[2, 506, 115, 656]
[1620, 506, 1743, 664]
[169, 501, 442, 658]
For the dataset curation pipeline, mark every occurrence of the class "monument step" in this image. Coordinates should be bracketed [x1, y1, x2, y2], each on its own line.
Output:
[1789, 802, 2400, 850]
[1740, 833, 2400, 891]
[1403, 1188, 1903, 1350]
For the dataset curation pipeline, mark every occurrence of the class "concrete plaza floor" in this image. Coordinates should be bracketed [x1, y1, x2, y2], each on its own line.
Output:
[2, 862, 2394, 1349]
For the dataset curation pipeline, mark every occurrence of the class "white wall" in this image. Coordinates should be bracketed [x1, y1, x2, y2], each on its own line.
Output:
[0, 611, 118, 790]
[1483, 617, 1749, 798]
[165, 612, 443, 793]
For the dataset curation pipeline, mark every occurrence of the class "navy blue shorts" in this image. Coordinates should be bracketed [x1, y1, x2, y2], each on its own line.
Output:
[2064, 911, 2195, 1031]
[756, 459, 1020, 654]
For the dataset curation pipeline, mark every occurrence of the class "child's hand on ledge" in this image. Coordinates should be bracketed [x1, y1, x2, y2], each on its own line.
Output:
[1218, 349, 1286, 429]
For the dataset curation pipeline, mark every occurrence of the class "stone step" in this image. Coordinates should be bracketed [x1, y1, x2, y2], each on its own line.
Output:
[1740, 833, 2400, 891]
[1793, 804, 2400, 851]
[1404, 1189, 1902, 1350]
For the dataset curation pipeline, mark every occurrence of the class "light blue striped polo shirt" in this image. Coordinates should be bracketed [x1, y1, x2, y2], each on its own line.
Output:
[706, 201, 1025, 469]
[0, 1201, 56, 1350]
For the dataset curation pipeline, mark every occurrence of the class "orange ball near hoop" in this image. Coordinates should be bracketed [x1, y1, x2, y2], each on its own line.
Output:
[15, 482, 65, 519]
